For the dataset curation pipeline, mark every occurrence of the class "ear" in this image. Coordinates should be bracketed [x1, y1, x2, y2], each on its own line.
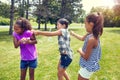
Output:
[63, 24, 66, 28]
[89, 22, 94, 27]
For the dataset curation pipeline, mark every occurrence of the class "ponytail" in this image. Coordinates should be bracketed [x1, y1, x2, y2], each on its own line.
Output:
[86, 12, 104, 38]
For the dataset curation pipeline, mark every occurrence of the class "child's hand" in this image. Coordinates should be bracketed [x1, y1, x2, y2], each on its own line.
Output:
[20, 38, 30, 44]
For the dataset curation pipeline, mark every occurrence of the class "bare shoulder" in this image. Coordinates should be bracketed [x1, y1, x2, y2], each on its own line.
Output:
[88, 36, 96, 44]
[88, 36, 98, 48]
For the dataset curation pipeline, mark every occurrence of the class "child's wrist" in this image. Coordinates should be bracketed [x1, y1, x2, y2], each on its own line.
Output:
[18, 41, 21, 44]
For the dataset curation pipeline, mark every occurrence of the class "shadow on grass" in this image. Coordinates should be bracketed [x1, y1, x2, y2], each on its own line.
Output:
[0, 31, 12, 42]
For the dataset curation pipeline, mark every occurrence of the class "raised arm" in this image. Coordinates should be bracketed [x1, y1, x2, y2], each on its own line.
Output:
[34, 30, 62, 36]
[70, 31, 88, 41]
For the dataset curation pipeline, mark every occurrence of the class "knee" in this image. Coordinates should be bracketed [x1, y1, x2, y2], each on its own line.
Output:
[57, 71, 63, 77]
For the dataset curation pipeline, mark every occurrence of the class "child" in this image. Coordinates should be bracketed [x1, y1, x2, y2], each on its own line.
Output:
[13, 18, 37, 80]
[34, 18, 73, 80]
[70, 12, 104, 80]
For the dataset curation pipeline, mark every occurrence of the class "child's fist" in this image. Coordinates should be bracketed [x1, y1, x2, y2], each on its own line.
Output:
[20, 37, 30, 44]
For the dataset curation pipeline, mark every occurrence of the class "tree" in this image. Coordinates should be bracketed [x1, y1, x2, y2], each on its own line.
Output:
[113, 5, 120, 16]
[34, 0, 49, 30]
[34, 0, 58, 30]
[9, 0, 15, 35]
[59, 0, 83, 23]
[25, 0, 29, 19]
[47, 0, 60, 28]
[0, 1, 10, 18]
[17, 0, 31, 19]
[34, 0, 43, 29]
[34, 0, 83, 30]
[90, 7, 115, 27]
[17, 0, 25, 17]
[113, 5, 120, 27]
[77, 10, 86, 23]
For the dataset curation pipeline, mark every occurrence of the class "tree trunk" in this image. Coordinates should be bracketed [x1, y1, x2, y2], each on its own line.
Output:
[26, 0, 29, 19]
[38, 0, 41, 29]
[9, 0, 14, 35]
[21, 0, 25, 17]
[38, 17, 41, 29]
[44, 18, 47, 31]
[60, 0, 66, 18]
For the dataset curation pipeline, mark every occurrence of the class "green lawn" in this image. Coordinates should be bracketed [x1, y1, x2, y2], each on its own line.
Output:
[0, 27, 120, 80]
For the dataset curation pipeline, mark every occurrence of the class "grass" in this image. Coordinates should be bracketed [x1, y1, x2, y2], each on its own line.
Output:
[0, 27, 120, 80]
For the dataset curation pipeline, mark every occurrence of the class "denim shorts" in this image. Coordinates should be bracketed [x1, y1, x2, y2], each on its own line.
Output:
[20, 59, 37, 69]
[60, 54, 72, 69]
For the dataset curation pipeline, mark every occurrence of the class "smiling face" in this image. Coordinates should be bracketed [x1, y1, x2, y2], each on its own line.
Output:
[14, 24, 24, 34]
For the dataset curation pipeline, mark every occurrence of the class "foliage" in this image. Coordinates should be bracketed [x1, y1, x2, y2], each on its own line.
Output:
[77, 10, 86, 23]
[113, 5, 120, 27]
[0, 17, 10, 25]
[59, 0, 83, 23]
[90, 7, 120, 27]
[0, 1, 10, 18]
[33, 0, 83, 29]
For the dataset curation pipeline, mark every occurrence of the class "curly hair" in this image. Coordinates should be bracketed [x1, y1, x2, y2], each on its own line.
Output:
[15, 17, 32, 31]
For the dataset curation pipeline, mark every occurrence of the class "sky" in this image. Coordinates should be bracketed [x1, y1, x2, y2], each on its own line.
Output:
[81, 0, 115, 13]
[0, 0, 116, 13]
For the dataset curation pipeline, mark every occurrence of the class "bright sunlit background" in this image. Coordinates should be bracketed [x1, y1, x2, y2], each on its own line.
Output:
[82, 0, 115, 12]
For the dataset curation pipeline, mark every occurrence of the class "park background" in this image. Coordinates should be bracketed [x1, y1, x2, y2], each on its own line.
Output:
[0, 0, 120, 80]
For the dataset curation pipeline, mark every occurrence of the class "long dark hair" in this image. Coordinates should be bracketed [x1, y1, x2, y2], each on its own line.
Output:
[86, 12, 104, 38]
[57, 18, 69, 29]
[15, 17, 32, 31]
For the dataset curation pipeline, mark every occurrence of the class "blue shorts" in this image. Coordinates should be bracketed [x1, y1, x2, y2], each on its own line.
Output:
[20, 59, 37, 69]
[60, 54, 72, 69]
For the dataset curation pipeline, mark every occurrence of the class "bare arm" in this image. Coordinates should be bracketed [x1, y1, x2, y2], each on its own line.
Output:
[26, 33, 37, 44]
[77, 37, 95, 60]
[13, 33, 37, 48]
[70, 31, 88, 41]
[34, 30, 62, 36]
[13, 36, 20, 48]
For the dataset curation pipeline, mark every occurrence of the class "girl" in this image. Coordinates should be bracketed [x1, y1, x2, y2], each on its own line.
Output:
[70, 12, 104, 80]
[13, 18, 37, 80]
[34, 18, 73, 80]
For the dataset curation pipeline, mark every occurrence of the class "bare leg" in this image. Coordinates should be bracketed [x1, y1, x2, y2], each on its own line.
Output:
[78, 74, 89, 80]
[57, 60, 70, 80]
[29, 68, 35, 80]
[20, 68, 27, 80]
[63, 71, 70, 80]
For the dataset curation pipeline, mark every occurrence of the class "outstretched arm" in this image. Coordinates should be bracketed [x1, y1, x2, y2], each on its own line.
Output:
[70, 31, 88, 41]
[34, 30, 62, 36]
